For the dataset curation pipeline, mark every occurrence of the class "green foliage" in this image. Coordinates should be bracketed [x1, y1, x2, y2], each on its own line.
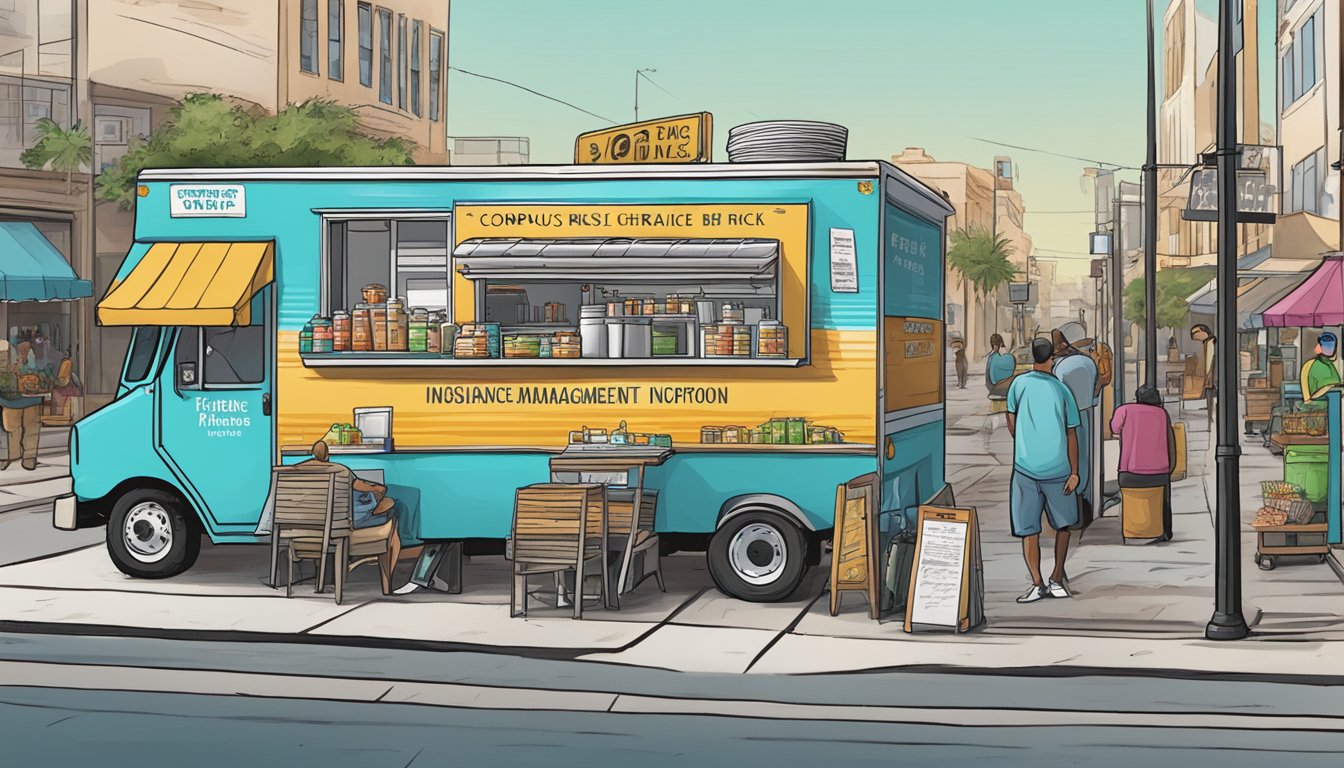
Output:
[21, 118, 92, 192]
[96, 94, 416, 209]
[1123, 265, 1216, 329]
[947, 227, 1019, 299]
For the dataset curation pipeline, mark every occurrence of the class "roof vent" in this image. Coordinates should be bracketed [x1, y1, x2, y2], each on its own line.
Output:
[726, 121, 848, 163]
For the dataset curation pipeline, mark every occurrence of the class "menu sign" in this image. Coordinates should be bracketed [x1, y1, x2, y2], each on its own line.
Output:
[575, 113, 712, 165]
[904, 505, 984, 633]
[829, 228, 858, 293]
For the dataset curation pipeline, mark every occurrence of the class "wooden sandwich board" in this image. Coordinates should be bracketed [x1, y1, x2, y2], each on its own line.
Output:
[903, 505, 984, 633]
[829, 472, 880, 619]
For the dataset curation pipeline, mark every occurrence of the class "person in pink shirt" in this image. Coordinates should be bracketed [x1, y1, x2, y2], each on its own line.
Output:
[1110, 385, 1176, 541]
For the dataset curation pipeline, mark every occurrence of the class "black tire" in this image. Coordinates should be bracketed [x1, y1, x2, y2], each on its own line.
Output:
[105, 489, 201, 579]
[708, 509, 807, 602]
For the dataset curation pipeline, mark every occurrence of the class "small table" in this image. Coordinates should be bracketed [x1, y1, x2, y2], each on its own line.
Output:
[550, 445, 673, 607]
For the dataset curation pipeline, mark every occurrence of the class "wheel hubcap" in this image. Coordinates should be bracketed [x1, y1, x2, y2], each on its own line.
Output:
[123, 502, 173, 564]
[728, 523, 787, 586]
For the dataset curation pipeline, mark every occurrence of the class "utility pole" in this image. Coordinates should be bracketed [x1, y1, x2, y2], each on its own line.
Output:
[634, 68, 655, 122]
[1207, 0, 1250, 641]
[1112, 192, 1126, 407]
[1143, 0, 1159, 391]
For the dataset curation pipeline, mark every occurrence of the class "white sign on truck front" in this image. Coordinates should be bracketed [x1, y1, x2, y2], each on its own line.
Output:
[169, 184, 246, 218]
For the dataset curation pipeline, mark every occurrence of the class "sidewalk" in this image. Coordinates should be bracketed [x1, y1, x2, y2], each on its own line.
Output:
[0, 427, 70, 513]
[3, 386, 1344, 680]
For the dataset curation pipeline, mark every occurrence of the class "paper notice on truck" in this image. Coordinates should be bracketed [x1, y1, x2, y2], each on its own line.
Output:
[829, 228, 858, 293]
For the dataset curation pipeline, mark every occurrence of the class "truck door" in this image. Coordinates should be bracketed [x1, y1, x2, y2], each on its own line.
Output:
[156, 288, 274, 532]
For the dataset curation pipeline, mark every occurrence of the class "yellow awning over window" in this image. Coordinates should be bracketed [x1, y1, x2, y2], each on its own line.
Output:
[98, 241, 274, 327]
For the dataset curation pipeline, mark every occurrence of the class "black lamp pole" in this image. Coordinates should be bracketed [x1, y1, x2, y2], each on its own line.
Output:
[1206, 0, 1249, 641]
[1143, 0, 1159, 391]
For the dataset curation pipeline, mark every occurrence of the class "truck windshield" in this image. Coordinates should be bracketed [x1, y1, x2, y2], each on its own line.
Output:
[123, 327, 163, 383]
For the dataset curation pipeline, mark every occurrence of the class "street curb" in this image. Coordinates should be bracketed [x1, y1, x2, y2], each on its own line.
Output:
[5, 658, 1344, 729]
[5, 619, 1344, 686]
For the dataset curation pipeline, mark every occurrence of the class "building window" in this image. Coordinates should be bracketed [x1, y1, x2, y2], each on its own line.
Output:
[327, 0, 343, 81]
[0, 78, 71, 168]
[1282, 5, 1323, 110]
[325, 217, 451, 316]
[429, 30, 443, 121]
[378, 8, 392, 104]
[410, 20, 423, 117]
[299, 0, 319, 74]
[397, 14, 407, 110]
[357, 2, 372, 86]
[1289, 148, 1326, 215]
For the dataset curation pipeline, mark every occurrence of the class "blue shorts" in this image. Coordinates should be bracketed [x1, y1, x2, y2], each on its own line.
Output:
[1010, 470, 1079, 537]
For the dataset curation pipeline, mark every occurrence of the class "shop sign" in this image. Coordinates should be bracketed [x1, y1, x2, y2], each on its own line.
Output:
[170, 184, 246, 218]
[455, 203, 802, 239]
[575, 113, 712, 165]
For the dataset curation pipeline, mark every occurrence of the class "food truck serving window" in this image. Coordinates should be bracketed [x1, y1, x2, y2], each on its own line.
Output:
[324, 215, 451, 315]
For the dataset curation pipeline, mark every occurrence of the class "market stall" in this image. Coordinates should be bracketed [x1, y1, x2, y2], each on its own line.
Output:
[1261, 254, 1344, 551]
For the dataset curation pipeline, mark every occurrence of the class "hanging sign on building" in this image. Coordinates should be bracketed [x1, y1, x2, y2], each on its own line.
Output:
[575, 113, 712, 165]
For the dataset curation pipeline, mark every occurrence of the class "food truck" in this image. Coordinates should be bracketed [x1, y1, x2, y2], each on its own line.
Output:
[54, 159, 954, 602]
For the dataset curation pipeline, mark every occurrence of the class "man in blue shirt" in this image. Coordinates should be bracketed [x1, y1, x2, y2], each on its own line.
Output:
[1006, 338, 1081, 604]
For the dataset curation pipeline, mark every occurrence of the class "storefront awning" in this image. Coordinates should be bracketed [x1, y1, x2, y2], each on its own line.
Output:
[0, 222, 92, 302]
[97, 241, 275, 327]
[1186, 255, 1316, 329]
[453, 238, 779, 282]
[1263, 254, 1344, 328]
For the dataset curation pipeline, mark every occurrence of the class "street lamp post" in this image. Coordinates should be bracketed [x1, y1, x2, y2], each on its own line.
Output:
[634, 68, 656, 122]
[1143, 0, 1159, 391]
[1207, 0, 1249, 641]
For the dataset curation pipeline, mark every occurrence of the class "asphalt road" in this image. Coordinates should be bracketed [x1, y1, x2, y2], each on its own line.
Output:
[2, 684, 1342, 767]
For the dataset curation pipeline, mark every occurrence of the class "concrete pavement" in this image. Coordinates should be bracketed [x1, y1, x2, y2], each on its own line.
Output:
[1, 373, 1343, 680]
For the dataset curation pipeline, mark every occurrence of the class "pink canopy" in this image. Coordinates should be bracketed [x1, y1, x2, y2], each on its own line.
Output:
[1262, 254, 1344, 327]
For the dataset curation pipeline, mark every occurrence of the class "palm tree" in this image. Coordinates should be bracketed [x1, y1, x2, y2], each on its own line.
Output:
[20, 118, 92, 194]
[947, 227, 1018, 353]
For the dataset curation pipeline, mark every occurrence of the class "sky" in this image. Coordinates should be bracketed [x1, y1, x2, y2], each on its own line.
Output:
[448, 0, 1278, 280]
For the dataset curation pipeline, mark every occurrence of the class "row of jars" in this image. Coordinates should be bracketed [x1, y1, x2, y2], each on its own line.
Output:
[302, 301, 462, 355]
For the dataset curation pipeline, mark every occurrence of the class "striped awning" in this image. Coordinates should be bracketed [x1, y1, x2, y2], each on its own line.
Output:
[97, 241, 274, 326]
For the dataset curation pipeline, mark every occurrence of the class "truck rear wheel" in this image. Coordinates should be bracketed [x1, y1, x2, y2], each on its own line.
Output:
[106, 490, 200, 579]
[708, 510, 806, 602]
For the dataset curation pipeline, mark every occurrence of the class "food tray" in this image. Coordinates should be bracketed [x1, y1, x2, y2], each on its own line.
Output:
[1261, 480, 1305, 499]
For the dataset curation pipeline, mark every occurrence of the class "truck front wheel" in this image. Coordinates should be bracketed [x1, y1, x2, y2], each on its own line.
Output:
[708, 510, 807, 602]
[106, 490, 200, 579]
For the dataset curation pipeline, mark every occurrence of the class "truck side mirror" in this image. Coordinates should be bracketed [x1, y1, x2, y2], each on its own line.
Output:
[177, 361, 197, 388]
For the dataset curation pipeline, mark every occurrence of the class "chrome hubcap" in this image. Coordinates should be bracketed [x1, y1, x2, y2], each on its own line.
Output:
[123, 502, 173, 564]
[728, 523, 787, 585]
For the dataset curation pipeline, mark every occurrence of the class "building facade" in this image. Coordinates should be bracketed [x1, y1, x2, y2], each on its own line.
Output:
[1276, 0, 1340, 258]
[1158, 0, 1270, 272]
[0, 0, 95, 423]
[84, 0, 451, 406]
[890, 147, 1035, 359]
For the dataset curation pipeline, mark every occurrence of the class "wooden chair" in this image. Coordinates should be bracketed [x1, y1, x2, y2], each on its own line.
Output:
[270, 465, 400, 605]
[607, 488, 664, 606]
[510, 483, 608, 619]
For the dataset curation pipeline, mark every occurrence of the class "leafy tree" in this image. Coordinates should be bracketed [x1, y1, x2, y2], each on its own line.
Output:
[1123, 265, 1216, 329]
[96, 94, 416, 209]
[21, 118, 92, 194]
[948, 227, 1019, 342]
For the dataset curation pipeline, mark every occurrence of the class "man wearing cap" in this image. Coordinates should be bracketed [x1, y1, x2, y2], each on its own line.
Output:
[1006, 338, 1082, 603]
[1301, 332, 1341, 404]
[1052, 322, 1100, 527]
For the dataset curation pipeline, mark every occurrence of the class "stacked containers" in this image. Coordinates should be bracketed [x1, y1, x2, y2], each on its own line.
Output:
[553, 332, 582, 358]
[408, 308, 430, 352]
[299, 316, 315, 354]
[426, 312, 442, 354]
[311, 316, 334, 353]
[371, 304, 389, 351]
[757, 320, 787, 358]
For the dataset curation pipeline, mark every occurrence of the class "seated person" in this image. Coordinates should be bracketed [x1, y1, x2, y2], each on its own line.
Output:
[294, 438, 397, 564]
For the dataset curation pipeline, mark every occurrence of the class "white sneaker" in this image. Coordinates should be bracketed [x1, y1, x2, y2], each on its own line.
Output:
[1047, 579, 1071, 599]
[1016, 584, 1047, 604]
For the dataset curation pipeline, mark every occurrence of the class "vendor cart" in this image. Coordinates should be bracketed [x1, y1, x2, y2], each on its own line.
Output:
[1252, 481, 1324, 570]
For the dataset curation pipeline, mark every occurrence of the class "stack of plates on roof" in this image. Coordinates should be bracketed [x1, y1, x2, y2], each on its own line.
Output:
[726, 121, 848, 163]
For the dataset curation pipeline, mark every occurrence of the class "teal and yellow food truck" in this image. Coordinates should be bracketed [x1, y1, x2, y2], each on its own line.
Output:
[55, 159, 953, 602]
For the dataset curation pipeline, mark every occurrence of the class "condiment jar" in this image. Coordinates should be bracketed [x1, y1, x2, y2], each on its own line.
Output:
[332, 310, 351, 352]
[438, 317, 459, 357]
[387, 297, 409, 352]
[311, 316, 333, 353]
[408, 308, 430, 352]
[370, 304, 388, 351]
[426, 312, 443, 354]
[299, 315, 315, 354]
[352, 303, 373, 352]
